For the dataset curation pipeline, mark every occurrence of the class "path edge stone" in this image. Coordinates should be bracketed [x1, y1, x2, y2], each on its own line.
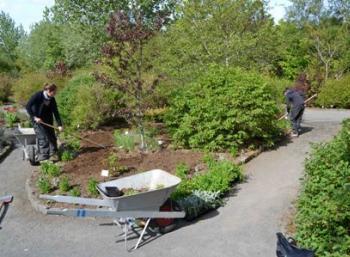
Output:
[0, 143, 13, 163]
[25, 176, 48, 215]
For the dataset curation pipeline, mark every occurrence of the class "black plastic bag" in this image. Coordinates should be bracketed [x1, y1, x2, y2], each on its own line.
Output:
[276, 232, 315, 257]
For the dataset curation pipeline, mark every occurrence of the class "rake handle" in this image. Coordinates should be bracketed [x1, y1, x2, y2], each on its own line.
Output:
[38, 121, 106, 149]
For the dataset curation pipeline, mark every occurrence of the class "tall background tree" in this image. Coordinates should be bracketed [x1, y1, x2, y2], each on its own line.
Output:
[0, 11, 24, 74]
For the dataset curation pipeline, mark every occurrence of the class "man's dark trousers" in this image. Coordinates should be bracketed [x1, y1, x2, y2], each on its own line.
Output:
[33, 122, 57, 161]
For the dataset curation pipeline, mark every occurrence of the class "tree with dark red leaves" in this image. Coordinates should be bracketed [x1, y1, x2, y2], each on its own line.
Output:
[95, 0, 177, 150]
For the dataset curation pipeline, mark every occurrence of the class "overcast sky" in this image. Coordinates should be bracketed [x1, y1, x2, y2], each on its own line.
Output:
[0, 0, 291, 32]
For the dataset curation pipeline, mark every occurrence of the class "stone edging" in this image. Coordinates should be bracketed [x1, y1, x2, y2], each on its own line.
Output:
[25, 147, 263, 215]
[0, 143, 13, 163]
[25, 176, 48, 215]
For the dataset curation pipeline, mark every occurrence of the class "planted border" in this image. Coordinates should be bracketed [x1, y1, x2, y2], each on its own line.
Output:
[295, 119, 350, 256]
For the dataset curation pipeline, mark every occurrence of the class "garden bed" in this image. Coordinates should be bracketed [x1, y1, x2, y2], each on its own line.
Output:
[61, 129, 204, 194]
[29, 127, 255, 216]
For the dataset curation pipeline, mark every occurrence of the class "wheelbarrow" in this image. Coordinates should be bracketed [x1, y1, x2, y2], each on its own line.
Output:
[41, 169, 185, 250]
[13, 127, 37, 165]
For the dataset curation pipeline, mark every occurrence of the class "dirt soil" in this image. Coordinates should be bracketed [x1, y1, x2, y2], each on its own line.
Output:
[50, 129, 203, 198]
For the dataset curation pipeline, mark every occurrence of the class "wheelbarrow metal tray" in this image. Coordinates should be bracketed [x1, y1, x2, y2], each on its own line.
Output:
[14, 128, 36, 145]
[97, 169, 181, 211]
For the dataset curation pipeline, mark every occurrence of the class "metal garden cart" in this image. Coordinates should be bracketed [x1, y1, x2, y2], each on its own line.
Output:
[41, 169, 185, 250]
[13, 127, 37, 165]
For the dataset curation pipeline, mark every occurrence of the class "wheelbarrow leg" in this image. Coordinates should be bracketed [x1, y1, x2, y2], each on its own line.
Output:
[134, 218, 151, 250]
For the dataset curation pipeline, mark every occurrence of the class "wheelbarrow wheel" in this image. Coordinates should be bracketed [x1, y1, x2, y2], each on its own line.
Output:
[26, 145, 37, 165]
[154, 199, 181, 234]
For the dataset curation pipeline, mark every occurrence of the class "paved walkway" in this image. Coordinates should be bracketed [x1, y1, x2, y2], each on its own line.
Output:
[1, 108, 349, 257]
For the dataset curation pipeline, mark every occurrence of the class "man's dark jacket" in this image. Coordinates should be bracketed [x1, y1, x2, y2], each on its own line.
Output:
[285, 89, 305, 119]
[26, 91, 62, 126]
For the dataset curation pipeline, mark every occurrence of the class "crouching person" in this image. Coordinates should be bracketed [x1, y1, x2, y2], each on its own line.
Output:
[26, 83, 63, 162]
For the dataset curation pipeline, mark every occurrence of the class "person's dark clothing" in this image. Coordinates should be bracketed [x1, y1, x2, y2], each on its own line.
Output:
[26, 91, 62, 126]
[285, 89, 305, 135]
[26, 91, 62, 161]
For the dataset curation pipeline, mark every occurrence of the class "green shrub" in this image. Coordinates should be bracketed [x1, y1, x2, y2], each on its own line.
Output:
[13, 72, 47, 105]
[59, 176, 70, 193]
[0, 74, 13, 103]
[192, 156, 242, 193]
[264, 76, 292, 110]
[171, 156, 242, 200]
[57, 71, 122, 129]
[61, 150, 74, 161]
[295, 119, 350, 256]
[40, 161, 61, 177]
[316, 75, 350, 108]
[165, 66, 281, 151]
[69, 186, 81, 197]
[87, 178, 99, 197]
[4, 112, 18, 127]
[56, 71, 95, 126]
[61, 133, 80, 152]
[171, 164, 194, 199]
[37, 176, 52, 194]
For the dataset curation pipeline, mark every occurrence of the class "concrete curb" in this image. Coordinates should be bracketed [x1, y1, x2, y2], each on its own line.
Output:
[25, 176, 48, 215]
[25, 148, 263, 215]
[0, 143, 13, 163]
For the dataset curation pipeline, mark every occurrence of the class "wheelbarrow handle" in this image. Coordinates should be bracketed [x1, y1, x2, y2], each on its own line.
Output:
[0, 195, 13, 204]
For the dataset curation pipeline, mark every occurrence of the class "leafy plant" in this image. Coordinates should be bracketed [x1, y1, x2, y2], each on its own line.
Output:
[63, 135, 80, 152]
[113, 130, 135, 151]
[4, 111, 18, 127]
[13, 72, 47, 105]
[61, 150, 74, 162]
[316, 74, 350, 108]
[40, 161, 61, 177]
[36, 176, 52, 194]
[106, 153, 129, 177]
[177, 190, 222, 221]
[56, 71, 122, 129]
[165, 66, 281, 151]
[96, 3, 176, 151]
[113, 129, 159, 152]
[192, 156, 242, 193]
[69, 186, 81, 197]
[295, 119, 350, 256]
[171, 157, 242, 200]
[59, 176, 70, 193]
[87, 178, 99, 197]
[0, 74, 13, 103]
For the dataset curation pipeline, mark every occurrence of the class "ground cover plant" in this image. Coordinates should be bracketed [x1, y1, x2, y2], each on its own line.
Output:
[295, 119, 350, 257]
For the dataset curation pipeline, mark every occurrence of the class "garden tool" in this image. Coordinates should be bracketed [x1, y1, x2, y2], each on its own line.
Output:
[39, 121, 107, 149]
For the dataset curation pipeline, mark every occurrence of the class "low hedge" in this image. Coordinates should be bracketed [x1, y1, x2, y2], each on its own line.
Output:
[316, 75, 350, 108]
[295, 119, 350, 257]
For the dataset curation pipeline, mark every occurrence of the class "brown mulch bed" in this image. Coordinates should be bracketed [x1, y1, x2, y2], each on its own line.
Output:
[32, 129, 205, 203]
